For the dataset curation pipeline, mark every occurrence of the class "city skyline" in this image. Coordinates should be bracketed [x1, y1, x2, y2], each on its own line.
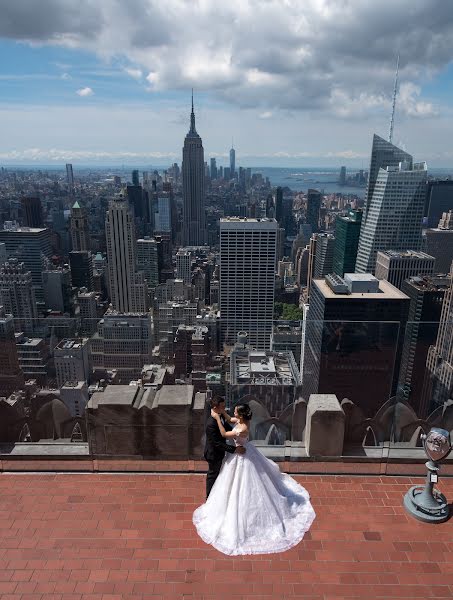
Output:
[1, 2, 453, 166]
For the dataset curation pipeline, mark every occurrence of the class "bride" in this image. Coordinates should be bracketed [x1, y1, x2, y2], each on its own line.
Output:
[193, 403, 316, 555]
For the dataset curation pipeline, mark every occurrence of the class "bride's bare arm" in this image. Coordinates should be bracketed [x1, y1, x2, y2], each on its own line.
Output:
[212, 412, 236, 438]
[220, 409, 239, 424]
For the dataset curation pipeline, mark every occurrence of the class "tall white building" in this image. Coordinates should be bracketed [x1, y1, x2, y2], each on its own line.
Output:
[182, 94, 206, 246]
[105, 199, 148, 313]
[375, 250, 435, 290]
[356, 161, 427, 274]
[176, 249, 192, 284]
[220, 217, 277, 349]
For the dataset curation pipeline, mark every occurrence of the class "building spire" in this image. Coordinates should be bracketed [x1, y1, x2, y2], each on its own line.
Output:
[388, 54, 400, 144]
[190, 88, 196, 134]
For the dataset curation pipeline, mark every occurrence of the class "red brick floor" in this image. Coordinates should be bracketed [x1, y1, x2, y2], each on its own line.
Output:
[0, 473, 453, 599]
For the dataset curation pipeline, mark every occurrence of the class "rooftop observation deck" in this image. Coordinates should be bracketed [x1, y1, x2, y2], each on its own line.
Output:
[1, 472, 453, 600]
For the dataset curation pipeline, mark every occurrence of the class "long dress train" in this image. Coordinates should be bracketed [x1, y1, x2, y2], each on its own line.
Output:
[193, 426, 316, 555]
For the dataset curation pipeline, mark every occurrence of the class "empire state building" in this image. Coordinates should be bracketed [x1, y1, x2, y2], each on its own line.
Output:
[182, 94, 206, 246]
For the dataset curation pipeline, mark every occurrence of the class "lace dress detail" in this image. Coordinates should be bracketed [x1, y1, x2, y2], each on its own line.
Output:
[193, 425, 316, 555]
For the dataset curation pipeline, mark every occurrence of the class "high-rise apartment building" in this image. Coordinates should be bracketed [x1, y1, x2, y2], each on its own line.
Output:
[105, 199, 147, 313]
[69, 201, 90, 251]
[421, 263, 453, 414]
[0, 224, 52, 301]
[77, 288, 98, 335]
[356, 160, 427, 274]
[313, 233, 335, 278]
[0, 259, 38, 334]
[375, 250, 435, 290]
[220, 217, 277, 349]
[332, 209, 362, 276]
[302, 273, 409, 417]
[21, 196, 43, 228]
[0, 306, 24, 398]
[306, 189, 321, 234]
[182, 95, 206, 246]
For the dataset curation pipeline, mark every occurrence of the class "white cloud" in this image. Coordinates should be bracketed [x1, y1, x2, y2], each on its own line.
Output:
[61, 72, 71, 80]
[76, 86, 94, 97]
[124, 67, 142, 80]
[259, 111, 273, 119]
[1, 0, 448, 118]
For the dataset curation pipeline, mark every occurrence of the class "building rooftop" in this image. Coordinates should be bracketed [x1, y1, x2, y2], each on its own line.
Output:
[315, 277, 409, 300]
[1, 472, 452, 599]
[378, 250, 435, 260]
[231, 349, 301, 386]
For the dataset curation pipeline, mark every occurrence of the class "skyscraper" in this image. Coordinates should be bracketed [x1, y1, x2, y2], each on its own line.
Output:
[220, 217, 277, 349]
[424, 180, 453, 228]
[132, 170, 140, 186]
[21, 196, 43, 228]
[230, 144, 235, 178]
[275, 187, 283, 226]
[0, 259, 37, 335]
[363, 134, 412, 218]
[421, 262, 453, 413]
[182, 93, 206, 246]
[176, 249, 192, 284]
[332, 209, 362, 276]
[136, 237, 159, 293]
[210, 157, 217, 180]
[66, 163, 74, 194]
[105, 199, 147, 313]
[375, 250, 435, 290]
[356, 160, 427, 274]
[0, 306, 24, 398]
[69, 201, 90, 251]
[313, 233, 335, 278]
[306, 189, 321, 234]
[339, 166, 346, 186]
[302, 273, 409, 417]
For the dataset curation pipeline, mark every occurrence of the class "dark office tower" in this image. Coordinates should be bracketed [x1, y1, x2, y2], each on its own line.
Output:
[282, 197, 297, 236]
[398, 275, 449, 415]
[0, 224, 52, 302]
[132, 170, 140, 186]
[69, 251, 93, 291]
[302, 274, 409, 417]
[0, 306, 24, 399]
[306, 189, 322, 233]
[275, 187, 283, 226]
[224, 167, 231, 181]
[21, 196, 43, 228]
[69, 201, 90, 251]
[421, 262, 453, 413]
[218, 166, 223, 179]
[182, 93, 206, 246]
[356, 160, 427, 274]
[332, 209, 363, 276]
[66, 163, 74, 194]
[339, 166, 346, 186]
[210, 157, 217, 180]
[126, 185, 146, 220]
[424, 180, 453, 228]
[265, 194, 274, 218]
[230, 145, 235, 177]
[363, 134, 412, 218]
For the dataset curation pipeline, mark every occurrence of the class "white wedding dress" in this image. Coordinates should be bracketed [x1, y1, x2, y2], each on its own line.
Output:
[193, 425, 316, 555]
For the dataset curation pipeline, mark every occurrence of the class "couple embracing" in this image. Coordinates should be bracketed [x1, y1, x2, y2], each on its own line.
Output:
[193, 396, 316, 556]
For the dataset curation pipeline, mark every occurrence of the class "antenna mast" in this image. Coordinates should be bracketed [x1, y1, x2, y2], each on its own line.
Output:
[388, 54, 400, 144]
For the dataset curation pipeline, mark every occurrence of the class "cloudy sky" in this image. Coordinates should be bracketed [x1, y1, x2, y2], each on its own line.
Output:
[1, 0, 453, 167]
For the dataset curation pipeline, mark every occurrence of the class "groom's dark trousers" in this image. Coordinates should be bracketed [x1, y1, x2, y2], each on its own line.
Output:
[204, 415, 235, 498]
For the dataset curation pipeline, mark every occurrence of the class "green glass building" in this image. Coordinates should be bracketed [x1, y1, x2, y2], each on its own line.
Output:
[332, 209, 363, 276]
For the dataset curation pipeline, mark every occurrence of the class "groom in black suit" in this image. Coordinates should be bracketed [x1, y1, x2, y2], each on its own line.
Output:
[204, 396, 245, 498]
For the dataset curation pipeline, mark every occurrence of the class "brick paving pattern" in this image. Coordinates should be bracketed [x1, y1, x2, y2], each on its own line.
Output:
[0, 473, 452, 599]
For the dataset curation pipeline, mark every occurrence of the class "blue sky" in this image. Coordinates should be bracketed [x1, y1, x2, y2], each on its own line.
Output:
[1, 1, 453, 167]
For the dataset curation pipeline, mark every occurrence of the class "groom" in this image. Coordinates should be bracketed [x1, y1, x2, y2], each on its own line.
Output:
[204, 396, 245, 498]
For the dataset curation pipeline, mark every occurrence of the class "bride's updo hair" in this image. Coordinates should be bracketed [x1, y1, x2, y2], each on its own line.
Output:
[235, 403, 253, 421]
